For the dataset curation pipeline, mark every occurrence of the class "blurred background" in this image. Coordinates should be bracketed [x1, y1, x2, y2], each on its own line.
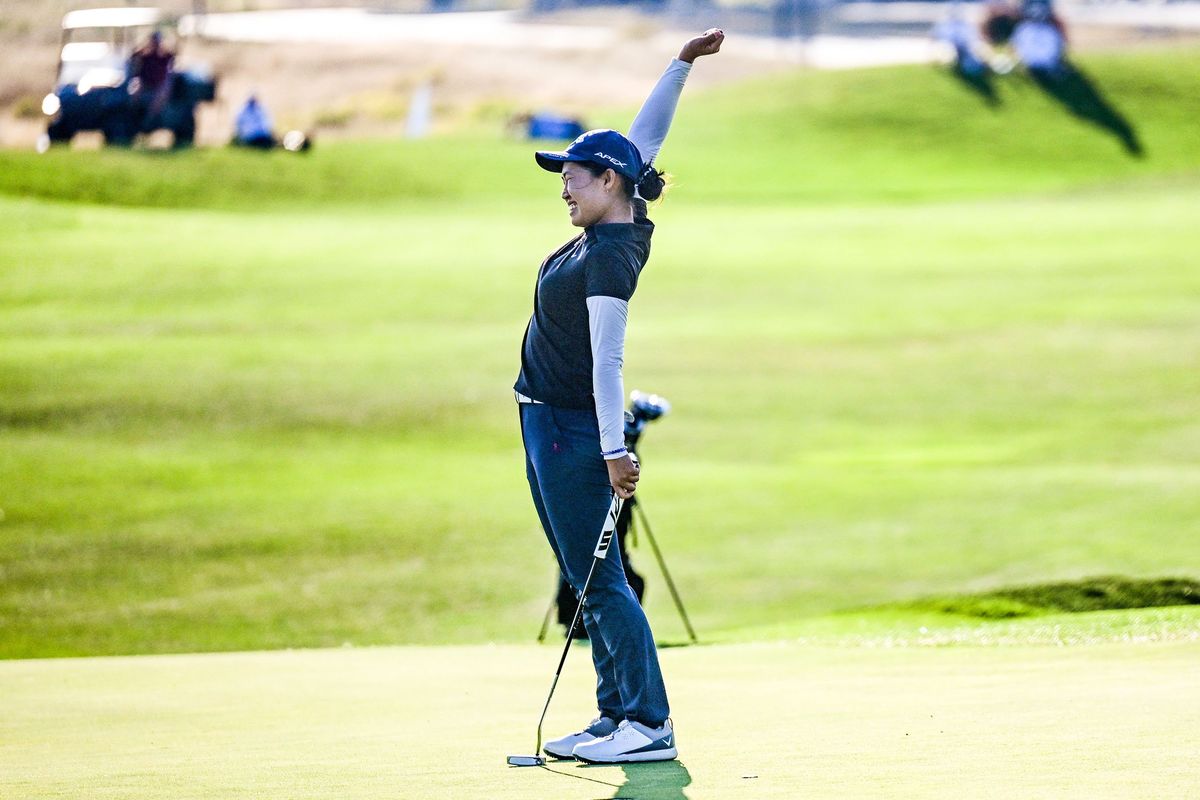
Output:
[3, 0, 1198, 147]
[1, 0, 1198, 660]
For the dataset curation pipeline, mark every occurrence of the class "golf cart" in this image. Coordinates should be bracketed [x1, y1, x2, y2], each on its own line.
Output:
[41, 7, 216, 147]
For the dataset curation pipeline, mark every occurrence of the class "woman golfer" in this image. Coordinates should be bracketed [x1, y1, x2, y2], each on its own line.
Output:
[514, 29, 723, 764]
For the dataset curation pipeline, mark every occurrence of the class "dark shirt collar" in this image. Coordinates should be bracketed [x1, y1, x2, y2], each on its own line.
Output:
[584, 216, 654, 244]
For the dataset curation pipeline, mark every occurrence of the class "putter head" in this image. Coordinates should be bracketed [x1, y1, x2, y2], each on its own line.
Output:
[507, 754, 545, 767]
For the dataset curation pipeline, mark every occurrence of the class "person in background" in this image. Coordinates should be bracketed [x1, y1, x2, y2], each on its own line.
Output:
[234, 94, 276, 149]
[130, 31, 175, 123]
[1011, 0, 1066, 76]
[932, 4, 999, 105]
[1014, 0, 1142, 155]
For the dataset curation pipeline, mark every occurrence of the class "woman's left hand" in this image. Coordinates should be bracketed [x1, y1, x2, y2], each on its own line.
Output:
[606, 455, 640, 499]
[679, 29, 725, 63]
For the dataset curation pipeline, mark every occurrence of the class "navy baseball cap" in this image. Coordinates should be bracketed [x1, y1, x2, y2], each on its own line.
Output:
[535, 129, 644, 182]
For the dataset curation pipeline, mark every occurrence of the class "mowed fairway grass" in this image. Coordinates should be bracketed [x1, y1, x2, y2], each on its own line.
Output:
[2, 47, 1200, 797]
[2, 49, 1200, 656]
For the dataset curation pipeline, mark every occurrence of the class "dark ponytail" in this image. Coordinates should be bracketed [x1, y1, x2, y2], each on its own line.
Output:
[635, 165, 666, 202]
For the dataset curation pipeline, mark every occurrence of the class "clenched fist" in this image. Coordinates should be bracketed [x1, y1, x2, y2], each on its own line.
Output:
[679, 29, 725, 64]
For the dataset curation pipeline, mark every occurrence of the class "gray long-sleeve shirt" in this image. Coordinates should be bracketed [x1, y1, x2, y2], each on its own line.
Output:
[589, 59, 693, 459]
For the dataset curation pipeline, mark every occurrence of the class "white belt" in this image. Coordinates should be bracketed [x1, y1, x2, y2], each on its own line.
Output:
[514, 391, 544, 405]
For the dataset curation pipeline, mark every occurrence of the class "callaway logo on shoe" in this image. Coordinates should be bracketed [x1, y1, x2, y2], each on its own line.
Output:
[572, 719, 678, 764]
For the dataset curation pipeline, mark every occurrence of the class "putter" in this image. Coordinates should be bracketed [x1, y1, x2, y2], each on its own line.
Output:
[507, 460, 636, 767]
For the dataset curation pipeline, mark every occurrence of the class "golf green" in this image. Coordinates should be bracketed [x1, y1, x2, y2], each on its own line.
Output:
[3, 636, 1197, 798]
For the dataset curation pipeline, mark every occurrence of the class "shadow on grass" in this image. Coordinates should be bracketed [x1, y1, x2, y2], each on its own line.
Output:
[610, 760, 693, 800]
[946, 65, 1001, 107]
[655, 640, 704, 650]
[1029, 64, 1143, 156]
[540, 759, 694, 799]
[536, 761, 622, 790]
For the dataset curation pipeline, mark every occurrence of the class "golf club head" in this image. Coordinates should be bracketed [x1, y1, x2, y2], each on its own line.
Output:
[507, 754, 545, 767]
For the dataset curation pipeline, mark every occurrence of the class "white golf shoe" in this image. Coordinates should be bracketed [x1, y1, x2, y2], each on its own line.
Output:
[572, 718, 677, 764]
[542, 715, 619, 760]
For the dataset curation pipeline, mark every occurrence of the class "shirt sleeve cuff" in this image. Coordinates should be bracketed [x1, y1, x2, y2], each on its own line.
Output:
[602, 447, 628, 460]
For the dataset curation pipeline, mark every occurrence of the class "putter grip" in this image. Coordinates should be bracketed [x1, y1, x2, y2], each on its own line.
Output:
[593, 494, 623, 560]
[593, 455, 637, 560]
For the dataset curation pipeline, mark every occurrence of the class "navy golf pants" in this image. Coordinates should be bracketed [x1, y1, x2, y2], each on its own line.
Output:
[520, 402, 670, 727]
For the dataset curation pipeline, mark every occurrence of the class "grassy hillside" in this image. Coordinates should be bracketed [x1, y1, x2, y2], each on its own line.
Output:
[2, 49, 1199, 658]
[2, 49, 1199, 209]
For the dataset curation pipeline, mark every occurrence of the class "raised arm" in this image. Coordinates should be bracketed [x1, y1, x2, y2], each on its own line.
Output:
[627, 29, 724, 166]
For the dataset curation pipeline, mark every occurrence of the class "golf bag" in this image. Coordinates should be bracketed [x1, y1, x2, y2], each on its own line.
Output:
[541, 392, 695, 644]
